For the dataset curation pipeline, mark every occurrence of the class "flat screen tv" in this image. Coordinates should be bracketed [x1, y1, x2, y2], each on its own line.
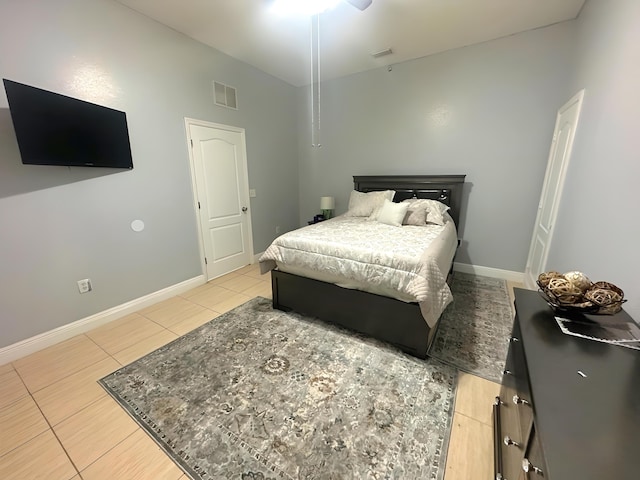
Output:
[3, 79, 133, 169]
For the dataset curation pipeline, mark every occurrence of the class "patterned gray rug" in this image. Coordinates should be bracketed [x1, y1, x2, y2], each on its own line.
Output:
[428, 272, 513, 383]
[100, 297, 457, 480]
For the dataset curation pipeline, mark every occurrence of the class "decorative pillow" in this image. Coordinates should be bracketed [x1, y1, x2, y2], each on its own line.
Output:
[402, 205, 428, 226]
[402, 198, 450, 226]
[345, 190, 395, 217]
[376, 199, 409, 227]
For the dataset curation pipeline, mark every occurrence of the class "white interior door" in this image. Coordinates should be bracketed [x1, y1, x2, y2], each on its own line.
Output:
[187, 120, 253, 280]
[525, 90, 584, 288]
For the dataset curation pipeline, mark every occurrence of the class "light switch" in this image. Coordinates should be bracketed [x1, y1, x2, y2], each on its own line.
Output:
[249, 189, 256, 198]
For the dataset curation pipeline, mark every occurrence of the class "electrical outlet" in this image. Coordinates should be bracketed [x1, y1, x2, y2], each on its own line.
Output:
[275, 226, 281, 234]
[77, 278, 92, 294]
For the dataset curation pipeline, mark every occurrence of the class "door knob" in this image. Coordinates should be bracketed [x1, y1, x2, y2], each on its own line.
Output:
[242, 207, 248, 212]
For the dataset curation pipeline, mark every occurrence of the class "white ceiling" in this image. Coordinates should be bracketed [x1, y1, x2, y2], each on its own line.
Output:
[116, 0, 585, 87]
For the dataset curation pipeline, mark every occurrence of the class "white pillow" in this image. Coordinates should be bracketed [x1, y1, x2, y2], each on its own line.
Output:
[376, 199, 409, 227]
[345, 190, 395, 217]
[402, 199, 450, 226]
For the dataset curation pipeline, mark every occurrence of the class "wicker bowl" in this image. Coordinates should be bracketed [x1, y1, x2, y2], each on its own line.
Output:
[537, 272, 626, 315]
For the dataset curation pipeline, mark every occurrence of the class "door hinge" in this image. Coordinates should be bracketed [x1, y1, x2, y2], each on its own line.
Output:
[198, 201, 201, 209]
[204, 257, 208, 265]
[190, 138, 193, 147]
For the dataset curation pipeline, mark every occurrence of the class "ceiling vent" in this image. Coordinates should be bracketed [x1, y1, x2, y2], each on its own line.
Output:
[372, 48, 393, 59]
[213, 81, 237, 110]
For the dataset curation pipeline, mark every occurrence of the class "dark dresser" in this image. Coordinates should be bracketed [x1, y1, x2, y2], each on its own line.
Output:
[493, 288, 640, 480]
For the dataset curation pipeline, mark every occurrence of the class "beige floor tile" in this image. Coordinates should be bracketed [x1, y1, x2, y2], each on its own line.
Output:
[54, 395, 139, 471]
[444, 413, 494, 480]
[86, 313, 165, 356]
[33, 357, 120, 426]
[246, 271, 270, 282]
[136, 295, 185, 316]
[210, 292, 252, 313]
[179, 272, 241, 300]
[179, 282, 219, 299]
[168, 309, 219, 337]
[0, 362, 14, 375]
[13, 335, 110, 393]
[0, 368, 29, 409]
[241, 281, 273, 299]
[187, 285, 235, 310]
[216, 274, 263, 293]
[0, 395, 50, 457]
[81, 429, 184, 480]
[0, 429, 78, 480]
[455, 372, 501, 426]
[234, 263, 259, 275]
[140, 296, 212, 329]
[112, 329, 179, 366]
[207, 271, 241, 284]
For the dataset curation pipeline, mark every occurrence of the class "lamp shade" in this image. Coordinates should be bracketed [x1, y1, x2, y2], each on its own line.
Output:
[320, 196, 335, 210]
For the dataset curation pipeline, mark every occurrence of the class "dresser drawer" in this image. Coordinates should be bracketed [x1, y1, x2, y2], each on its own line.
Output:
[508, 319, 534, 440]
[496, 394, 525, 480]
[522, 426, 546, 479]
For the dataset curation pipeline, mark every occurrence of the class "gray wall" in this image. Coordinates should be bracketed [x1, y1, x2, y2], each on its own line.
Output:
[297, 22, 577, 273]
[0, 0, 299, 348]
[546, 0, 639, 319]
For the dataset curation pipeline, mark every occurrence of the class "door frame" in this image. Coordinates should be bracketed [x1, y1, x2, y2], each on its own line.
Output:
[524, 89, 585, 288]
[184, 117, 254, 280]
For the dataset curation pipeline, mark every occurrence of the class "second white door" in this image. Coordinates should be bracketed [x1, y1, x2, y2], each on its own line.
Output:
[525, 90, 584, 287]
[187, 120, 253, 280]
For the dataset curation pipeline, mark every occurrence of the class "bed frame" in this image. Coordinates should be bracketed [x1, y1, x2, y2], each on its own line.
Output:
[270, 175, 466, 359]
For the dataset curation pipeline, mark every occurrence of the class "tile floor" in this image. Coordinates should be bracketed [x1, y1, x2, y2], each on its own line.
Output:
[0, 265, 517, 480]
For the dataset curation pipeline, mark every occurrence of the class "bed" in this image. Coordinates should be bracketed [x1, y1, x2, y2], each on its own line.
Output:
[260, 175, 466, 359]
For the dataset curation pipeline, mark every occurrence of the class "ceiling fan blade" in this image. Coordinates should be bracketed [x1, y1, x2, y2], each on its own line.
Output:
[345, 0, 372, 11]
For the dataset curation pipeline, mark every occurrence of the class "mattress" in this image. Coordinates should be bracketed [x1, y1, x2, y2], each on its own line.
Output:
[259, 216, 457, 328]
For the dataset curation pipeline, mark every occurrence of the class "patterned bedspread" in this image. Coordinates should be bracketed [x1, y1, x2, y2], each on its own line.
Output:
[259, 216, 457, 327]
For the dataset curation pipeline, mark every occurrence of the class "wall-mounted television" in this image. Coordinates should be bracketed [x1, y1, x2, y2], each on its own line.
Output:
[3, 79, 133, 169]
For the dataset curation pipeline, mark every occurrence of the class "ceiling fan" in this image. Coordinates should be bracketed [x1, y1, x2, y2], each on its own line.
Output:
[345, 0, 372, 10]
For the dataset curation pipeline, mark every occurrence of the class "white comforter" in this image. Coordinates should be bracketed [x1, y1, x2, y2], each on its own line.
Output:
[259, 216, 457, 328]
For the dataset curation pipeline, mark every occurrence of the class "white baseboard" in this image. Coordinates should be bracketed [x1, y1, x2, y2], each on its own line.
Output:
[453, 262, 524, 283]
[253, 252, 264, 263]
[0, 275, 206, 366]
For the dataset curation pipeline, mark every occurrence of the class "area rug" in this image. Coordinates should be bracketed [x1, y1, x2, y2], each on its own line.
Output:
[100, 297, 457, 480]
[428, 272, 513, 383]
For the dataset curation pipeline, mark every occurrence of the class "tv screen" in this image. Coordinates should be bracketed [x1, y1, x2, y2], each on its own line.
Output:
[3, 79, 133, 169]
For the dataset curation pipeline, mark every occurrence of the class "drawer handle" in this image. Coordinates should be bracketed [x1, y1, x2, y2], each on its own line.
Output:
[502, 369, 513, 376]
[512, 395, 530, 406]
[522, 458, 544, 475]
[503, 435, 520, 447]
[509, 336, 520, 343]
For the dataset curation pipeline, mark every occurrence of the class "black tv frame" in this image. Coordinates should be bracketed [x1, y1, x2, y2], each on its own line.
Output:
[3, 78, 134, 169]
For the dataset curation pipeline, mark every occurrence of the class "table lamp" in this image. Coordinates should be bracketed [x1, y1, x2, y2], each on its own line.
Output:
[320, 196, 335, 219]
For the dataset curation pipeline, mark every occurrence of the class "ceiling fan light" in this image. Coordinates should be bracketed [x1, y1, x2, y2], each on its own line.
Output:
[271, 0, 341, 17]
[346, 0, 373, 11]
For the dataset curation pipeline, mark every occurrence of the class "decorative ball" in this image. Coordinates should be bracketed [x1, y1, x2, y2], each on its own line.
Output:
[591, 281, 624, 299]
[547, 277, 583, 304]
[585, 288, 622, 307]
[563, 271, 592, 293]
[537, 271, 562, 288]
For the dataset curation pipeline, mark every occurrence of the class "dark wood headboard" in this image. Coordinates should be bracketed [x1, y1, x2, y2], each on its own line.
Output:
[353, 175, 466, 227]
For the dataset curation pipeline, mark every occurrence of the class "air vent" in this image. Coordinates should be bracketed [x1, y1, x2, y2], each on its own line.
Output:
[372, 48, 393, 59]
[213, 81, 238, 110]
